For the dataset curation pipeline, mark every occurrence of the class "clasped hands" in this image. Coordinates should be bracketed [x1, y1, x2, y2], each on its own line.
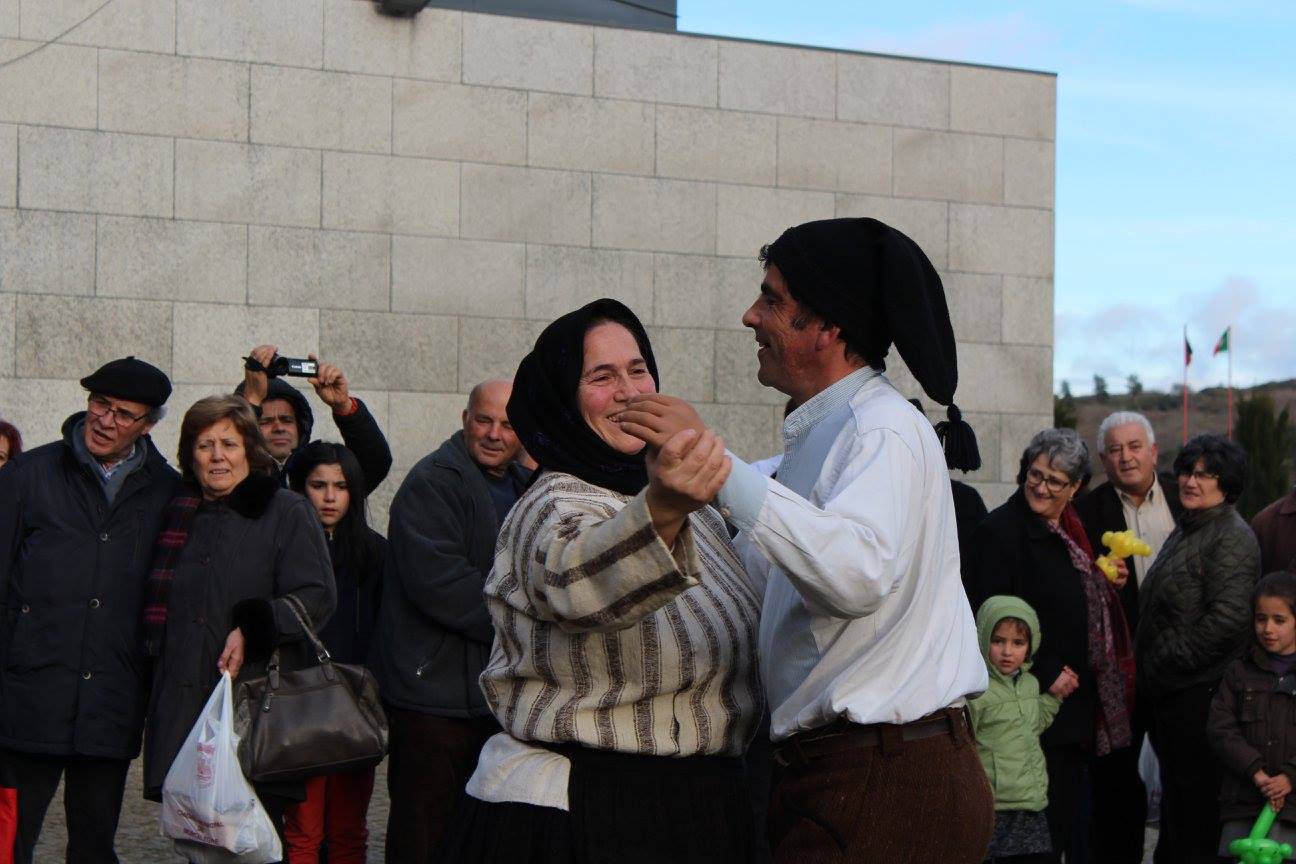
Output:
[1254, 769, 1292, 813]
[617, 395, 728, 541]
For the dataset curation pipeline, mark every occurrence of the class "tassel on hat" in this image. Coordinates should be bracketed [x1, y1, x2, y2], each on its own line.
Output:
[935, 404, 981, 473]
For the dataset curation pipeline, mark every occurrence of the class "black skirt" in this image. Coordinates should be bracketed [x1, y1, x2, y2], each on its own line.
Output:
[438, 743, 755, 863]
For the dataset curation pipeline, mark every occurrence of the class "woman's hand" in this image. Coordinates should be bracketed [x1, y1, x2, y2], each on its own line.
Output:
[645, 428, 731, 548]
[218, 628, 246, 679]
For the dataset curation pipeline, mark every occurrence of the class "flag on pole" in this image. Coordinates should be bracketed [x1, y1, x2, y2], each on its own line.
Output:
[1184, 332, 1193, 366]
[1213, 327, 1231, 356]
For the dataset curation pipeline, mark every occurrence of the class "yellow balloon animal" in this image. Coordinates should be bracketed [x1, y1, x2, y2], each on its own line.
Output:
[1095, 530, 1153, 582]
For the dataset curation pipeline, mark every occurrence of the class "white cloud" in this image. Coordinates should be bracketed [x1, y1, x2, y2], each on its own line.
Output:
[1054, 279, 1296, 394]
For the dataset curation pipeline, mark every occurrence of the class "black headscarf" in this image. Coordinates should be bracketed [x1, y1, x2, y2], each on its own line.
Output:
[763, 217, 981, 472]
[507, 299, 659, 496]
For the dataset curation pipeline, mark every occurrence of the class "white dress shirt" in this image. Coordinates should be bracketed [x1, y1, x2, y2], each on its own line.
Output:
[1117, 478, 1177, 586]
[715, 368, 987, 741]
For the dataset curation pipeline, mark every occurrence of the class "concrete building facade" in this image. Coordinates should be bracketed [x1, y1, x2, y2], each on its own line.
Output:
[0, 0, 1055, 524]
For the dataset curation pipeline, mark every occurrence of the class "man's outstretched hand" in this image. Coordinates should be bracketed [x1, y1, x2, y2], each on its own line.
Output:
[618, 394, 707, 450]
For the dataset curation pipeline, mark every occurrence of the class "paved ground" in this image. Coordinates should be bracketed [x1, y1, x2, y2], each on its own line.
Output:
[37, 759, 1159, 862]
[36, 759, 392, 863]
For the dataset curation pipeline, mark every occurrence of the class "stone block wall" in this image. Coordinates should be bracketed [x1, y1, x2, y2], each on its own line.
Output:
[0, 0, 1055, 525]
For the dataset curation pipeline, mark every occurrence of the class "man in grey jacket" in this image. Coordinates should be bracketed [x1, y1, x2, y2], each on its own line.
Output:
[373, 379, 530, 862]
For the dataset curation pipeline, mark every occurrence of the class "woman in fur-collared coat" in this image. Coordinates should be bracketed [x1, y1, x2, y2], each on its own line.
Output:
[140, 396, 335, 834]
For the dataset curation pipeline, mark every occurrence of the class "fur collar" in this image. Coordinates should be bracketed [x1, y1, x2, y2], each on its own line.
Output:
[208, 472, 279, 519]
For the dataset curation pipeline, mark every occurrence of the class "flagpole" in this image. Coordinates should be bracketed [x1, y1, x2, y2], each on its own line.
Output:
[1183, 325, 1189, 445]
[1228, 326, 1234, 439]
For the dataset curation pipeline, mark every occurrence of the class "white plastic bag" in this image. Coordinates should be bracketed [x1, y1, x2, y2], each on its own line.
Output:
[159, 671, 282, 863]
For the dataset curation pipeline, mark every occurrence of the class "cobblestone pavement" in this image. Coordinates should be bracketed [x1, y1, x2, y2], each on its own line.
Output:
[36, 759, 391, 863]
[36, 759, 1157, 862]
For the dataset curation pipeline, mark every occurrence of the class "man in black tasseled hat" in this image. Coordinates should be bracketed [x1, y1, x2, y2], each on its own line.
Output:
[0, 357, 179, 863]
[619, 218, 994, 862]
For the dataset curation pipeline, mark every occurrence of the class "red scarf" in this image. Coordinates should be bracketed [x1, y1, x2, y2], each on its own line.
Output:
[1047, 505, 1134, 756]
[141, 485, 202, 657]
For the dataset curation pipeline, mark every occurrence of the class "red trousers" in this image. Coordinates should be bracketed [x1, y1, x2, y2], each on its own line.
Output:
[283, 768, 376, 864]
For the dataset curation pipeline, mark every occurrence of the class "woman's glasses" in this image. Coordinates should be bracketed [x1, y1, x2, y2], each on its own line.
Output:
[1024, 468, 1071, 493]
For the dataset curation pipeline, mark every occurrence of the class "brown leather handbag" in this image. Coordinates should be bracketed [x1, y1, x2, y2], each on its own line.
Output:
[232, 594, 388, 784]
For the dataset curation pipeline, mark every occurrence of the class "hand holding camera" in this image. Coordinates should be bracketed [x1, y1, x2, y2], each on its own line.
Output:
[242, 345, 352, 415]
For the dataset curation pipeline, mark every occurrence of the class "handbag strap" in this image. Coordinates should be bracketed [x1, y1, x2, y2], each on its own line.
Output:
[281, 593, 332, 664]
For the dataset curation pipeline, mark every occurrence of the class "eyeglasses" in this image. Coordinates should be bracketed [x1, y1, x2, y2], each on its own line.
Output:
[1180, 469, 1219, 482]
[87, 395, 147, 428]
[1024, 467, 1072, 493]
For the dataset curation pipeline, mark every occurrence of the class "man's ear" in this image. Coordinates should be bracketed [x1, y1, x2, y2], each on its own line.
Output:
[814, 322, 844, 352]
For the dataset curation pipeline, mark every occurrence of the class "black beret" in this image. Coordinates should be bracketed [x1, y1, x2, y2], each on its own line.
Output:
[80, 356, 172, 408]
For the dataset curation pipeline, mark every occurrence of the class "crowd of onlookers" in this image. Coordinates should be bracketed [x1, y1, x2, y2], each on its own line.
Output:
[959, 412, 1296, 864]
[0, 166, 1285, 862]
[1, 343, 1294, 864]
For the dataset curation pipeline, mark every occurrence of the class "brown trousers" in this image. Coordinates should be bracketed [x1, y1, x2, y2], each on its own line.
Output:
[768, 712, 994, 863]
[384, 708, 499, 864]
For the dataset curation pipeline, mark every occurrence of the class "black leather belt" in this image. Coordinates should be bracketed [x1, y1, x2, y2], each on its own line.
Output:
[772, 707, 970, 768]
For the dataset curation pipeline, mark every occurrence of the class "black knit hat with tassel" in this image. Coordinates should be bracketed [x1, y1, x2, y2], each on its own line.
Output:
[763, 217, 980, 472]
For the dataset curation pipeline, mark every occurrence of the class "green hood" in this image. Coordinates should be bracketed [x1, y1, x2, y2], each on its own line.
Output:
[975, 595, 1042, 679]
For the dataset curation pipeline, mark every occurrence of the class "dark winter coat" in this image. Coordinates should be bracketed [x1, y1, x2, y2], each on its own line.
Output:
[1252, 488, 1296, 575]
[142, 473, 335, 798]
[317, 529, 386, 667]
[1136, 503, 1260, 697]
[951, 478, 988, 586]
[372, 431, 528, 717]
[236, 378, 392, 495]
[1074, 471, 1184, 634]
[965, 489, 1097, 750]
[0, 414, 178, 760]
[1208, 646, 1296, 824]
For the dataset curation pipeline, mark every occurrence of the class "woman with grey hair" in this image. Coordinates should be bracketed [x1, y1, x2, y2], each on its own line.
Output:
[966, 428, 1134, 862]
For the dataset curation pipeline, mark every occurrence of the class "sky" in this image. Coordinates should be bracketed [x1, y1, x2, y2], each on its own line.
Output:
[678, 1, 1296, 396]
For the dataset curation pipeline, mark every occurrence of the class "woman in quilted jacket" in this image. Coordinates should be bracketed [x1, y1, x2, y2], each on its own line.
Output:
[969, 595, 1068, 864]
[1136, 433, 1261, 864]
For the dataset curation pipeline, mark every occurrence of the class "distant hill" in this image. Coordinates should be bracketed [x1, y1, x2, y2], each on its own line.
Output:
[1065, 378, 1296, 484]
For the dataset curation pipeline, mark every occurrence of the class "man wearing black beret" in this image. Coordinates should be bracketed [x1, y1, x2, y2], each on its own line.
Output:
[0, 356, 179, 863]
[619, 218, 993, 862]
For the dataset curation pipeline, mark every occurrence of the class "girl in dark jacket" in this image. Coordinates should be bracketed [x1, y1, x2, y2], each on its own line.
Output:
[283, 442, 387, 864]
[1209, 571, 1296, 855]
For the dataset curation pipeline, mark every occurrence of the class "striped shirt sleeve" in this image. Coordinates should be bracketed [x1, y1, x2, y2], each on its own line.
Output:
[508, 483, 702, 634]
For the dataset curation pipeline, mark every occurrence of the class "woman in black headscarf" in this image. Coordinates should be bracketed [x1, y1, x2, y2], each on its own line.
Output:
[437, 299, 764, 863]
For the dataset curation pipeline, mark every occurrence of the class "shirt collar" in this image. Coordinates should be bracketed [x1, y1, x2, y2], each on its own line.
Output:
[783, 366, 881, 444]
[1115, 477, 1161, 507]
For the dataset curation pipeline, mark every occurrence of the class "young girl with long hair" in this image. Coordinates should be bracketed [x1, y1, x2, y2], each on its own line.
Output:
[284, 441, 387, 864]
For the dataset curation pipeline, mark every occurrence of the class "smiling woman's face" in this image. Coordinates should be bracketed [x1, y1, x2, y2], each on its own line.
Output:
[578, 322, 656, 455]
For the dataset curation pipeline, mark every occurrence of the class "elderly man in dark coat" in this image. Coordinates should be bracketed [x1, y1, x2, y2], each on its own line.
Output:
[0, 357, 177, 864]
[1074, 410, 1184, 864]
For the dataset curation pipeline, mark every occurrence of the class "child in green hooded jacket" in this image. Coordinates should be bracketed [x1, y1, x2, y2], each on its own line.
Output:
[970, 595, 1072, 864]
